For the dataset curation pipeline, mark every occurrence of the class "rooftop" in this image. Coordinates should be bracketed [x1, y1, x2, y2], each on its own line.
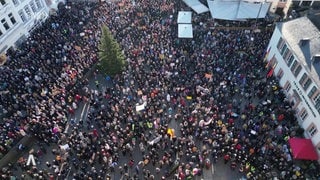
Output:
[308, 12, 320, 31]
[277, 16, 320, 83]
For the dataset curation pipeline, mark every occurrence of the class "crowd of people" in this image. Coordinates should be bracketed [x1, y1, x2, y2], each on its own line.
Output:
[0, 0, 99, 166]
[0, 0, 320, 179]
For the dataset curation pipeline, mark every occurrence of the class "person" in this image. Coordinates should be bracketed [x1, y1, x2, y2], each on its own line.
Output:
[2, 0, 319, 179]
[224, 154, 230, 164]
[95, 80, 100, 89]
[231, 161, 237, 170]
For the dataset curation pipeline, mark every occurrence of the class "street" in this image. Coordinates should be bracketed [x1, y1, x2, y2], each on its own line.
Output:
[11, 74, 244, 180]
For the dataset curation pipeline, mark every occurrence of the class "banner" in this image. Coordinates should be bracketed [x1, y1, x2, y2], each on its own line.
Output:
[136, 102, 147, 112]
[148, 135, 162, 145]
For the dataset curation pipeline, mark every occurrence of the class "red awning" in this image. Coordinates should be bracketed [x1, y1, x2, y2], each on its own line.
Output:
[289, 137, 319, 160]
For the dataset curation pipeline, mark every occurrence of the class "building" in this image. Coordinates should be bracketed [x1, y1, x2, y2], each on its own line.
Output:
[269, 0, 320, 19]
[0, 0, 65, 55]
[269, 0, 292, 17]
[292, 0, 320, 7]
[266, 16, 320, 160]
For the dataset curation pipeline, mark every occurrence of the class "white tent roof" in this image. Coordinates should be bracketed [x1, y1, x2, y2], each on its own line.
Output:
[178, 24, 193, 38]
[178, 11, 192, 24]
[182, 0, 209, 14]
[237, 1, 270, 19]
[207, 0, 271, 20]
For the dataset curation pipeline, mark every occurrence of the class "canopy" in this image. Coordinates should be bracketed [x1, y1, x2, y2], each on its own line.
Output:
[177, 11, 192, 24]
[207, 0, 271, 20]
[178, 24, 193, 38]
[288, 138, 318, 160]
[182, 0, 209, 14]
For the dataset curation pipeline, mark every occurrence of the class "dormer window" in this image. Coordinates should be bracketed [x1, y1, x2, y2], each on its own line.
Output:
[312, 54, 320, 63]
[299, 38, 310, 46]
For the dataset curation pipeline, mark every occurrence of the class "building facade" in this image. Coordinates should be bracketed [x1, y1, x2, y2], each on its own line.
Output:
[0, 0, 65, 54]
[292, 0, 320, 7]
[266, 16, 320, 160]
[269, 0, 292, 18]
[269, 0, 320, 18]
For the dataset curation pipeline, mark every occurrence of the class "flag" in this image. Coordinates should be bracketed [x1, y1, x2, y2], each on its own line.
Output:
[266, 68, 274, 78]
[167, 128, 175, 139]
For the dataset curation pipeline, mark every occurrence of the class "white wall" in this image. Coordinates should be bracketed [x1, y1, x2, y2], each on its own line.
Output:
[266, 26, 320, 159]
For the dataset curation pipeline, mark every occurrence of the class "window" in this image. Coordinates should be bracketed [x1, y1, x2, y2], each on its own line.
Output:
[269, 56, 278, 69]
[0, 0, 6, 5]
[294, 65, 302, 77]
[282, 48, 289, 59]
[18, 10, 27, 22]
[284, 51, 292, 61]
[24, 5, 32, 18]
[12, 0, 18, 6]
[287, 55, 294, 67]
[277, 37, 285, 50]
[1, 18, 9, 30]
[280, 44, 288, 56]
[290, 60, 298, 72]
[313, 93, 320, 102]
[277, 68, 284, 79]
[299, 73, 308, 85]
[8, 13, 16, 25]
[299, 108, 308, 121]
[30, 1, 37, 12]
[308, 123, 318, 137]
[283, 49, 290, 60]
[292, 90, 302, 106]
[284, 81, 291, 92]
[314, 93, 320, 113]
[35, 0, 42, 9]
[308, 86, 317, 98]
[303, 79, 312, 91]
[317, 142, 320, 152]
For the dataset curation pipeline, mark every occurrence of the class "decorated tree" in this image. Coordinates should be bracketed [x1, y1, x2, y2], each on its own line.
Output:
[98, 25, 126, 76]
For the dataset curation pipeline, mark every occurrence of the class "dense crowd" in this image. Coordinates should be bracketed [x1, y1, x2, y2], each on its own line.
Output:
[0, 0, 320, 180]
[0, 1, 99, 162]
